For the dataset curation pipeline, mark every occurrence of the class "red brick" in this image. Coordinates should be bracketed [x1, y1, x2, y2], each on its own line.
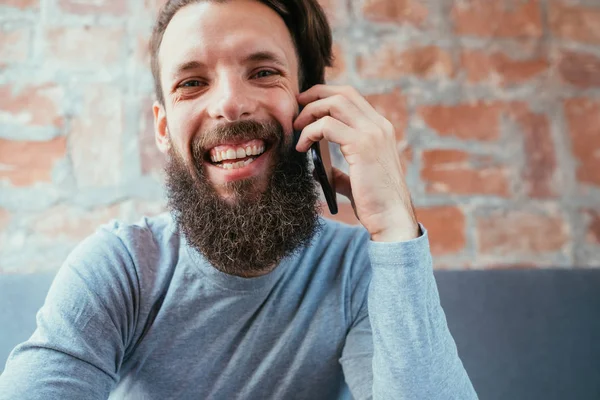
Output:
[365, 89, 408, 142]
[317, 0, 348, 28]
[325, 42, 347, 82]
[361, 0, 428, 26]
[417, 101, 503, 141]
[0, 84, 64, 127]
[558, 50, 600, 88]
[461, 49, 549, 86]
[321, 202, 358, 225]
[0, 137, 67, 186]
[70, 85, 124, 187]
[139, 96, 166, 178]
[564, 98, 600, 187]
[452, 0, 543, 38]
[0, 27, 31, 65]
[58, 0, 126, 15]
[357, 44, 454, 80]
[477, 210, 569, 255]
[45, 26, 125, 67]
[0, 0, 39, 9]
[507, 103, 557, 198]
[582, 209, 600, 245]
[416, 206, 466, 255]
[549, 2, 600, 44]
[33, 204, 122, 240]
[476, 261, 540, 270]
[421, 149, 510, 197]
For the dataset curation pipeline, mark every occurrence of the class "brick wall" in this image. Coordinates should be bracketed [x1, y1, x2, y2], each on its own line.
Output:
[1, 0, 599, 272]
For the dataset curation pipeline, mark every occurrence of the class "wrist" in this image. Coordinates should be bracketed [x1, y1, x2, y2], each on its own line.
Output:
[370, 214, 420, 243]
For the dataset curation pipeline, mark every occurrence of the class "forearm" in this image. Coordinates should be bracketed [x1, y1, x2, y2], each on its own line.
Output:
[367, 228, 478, 399]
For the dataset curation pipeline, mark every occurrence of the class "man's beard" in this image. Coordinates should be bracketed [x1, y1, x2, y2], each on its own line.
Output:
[164, 119, 322, 277]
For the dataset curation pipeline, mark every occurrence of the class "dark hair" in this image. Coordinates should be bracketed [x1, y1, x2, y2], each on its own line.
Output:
[149, 0, 333, 105]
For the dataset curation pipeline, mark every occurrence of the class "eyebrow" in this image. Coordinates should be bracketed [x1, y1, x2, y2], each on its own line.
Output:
[242, 51, 288, 68]
[172, 60, 205, 78]
[171, 50, 288, 79]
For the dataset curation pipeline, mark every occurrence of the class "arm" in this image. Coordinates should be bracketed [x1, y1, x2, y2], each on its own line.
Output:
[339, 227, 477, 399]
[0, 229, 138, 400]
[367, 227, 477, 399]
[294, 85, 476, 398]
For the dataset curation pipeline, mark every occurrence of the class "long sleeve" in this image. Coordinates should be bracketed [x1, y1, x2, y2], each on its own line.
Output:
[0, 229, 139, 400]
[341, 226, 478, 399]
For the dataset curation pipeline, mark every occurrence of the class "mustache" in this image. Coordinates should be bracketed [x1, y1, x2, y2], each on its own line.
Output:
[192, 119, 285, 157]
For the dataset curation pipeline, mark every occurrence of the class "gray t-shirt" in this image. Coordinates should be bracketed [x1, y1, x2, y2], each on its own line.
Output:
[0, 214, 477, 399]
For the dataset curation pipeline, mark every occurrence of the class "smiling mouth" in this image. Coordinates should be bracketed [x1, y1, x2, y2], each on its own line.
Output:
[207, 139, 269, 170]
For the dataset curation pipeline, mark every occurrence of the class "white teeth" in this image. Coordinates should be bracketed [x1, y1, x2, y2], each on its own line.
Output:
[216, 157, 256, 169]
[211, 143, 266, 163]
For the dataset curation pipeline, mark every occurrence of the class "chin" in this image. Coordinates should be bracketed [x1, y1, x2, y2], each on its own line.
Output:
[213, 175, 269, 204]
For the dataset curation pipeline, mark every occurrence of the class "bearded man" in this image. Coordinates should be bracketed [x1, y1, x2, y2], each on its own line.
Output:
[0, 0, 478, 399]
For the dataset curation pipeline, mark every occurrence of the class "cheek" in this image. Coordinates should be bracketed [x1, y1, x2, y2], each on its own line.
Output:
[168, 107, 203, 159]
[267, 91, 298, 136]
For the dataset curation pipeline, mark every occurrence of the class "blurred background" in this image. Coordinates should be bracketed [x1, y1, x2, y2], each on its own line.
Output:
[0, 0, 599, 273]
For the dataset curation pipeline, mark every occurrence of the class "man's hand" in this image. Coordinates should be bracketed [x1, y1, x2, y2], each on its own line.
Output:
[294, 85, 419, 242]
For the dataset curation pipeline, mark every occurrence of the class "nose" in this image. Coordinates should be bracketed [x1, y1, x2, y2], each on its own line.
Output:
[206, 73, 257, 122]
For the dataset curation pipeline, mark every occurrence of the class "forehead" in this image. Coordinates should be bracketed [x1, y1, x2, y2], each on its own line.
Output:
[159, 0, 297, 79]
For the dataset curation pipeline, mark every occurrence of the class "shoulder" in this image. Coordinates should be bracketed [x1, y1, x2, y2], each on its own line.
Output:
[67, 212, 179, 267]
[59, 212, 182, 302]
[33, 214, 181, 361]
[95, 212, 181, 263]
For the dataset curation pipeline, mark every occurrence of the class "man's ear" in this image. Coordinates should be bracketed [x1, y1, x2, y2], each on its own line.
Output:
[153, 101, 171, 154]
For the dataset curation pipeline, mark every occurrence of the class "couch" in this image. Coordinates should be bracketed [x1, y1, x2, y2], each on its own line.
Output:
[1, 269, 599, 399]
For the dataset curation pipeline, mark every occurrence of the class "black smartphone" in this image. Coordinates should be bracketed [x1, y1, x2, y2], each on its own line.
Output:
[293, 129, 338, 215]
[311, 139, 338, 215]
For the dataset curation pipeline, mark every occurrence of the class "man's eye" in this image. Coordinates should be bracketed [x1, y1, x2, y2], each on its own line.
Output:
[254, 70, 277, 79]
[180, 80, 204, 88]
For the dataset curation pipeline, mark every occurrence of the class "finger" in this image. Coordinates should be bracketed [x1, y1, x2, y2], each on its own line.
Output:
[295, 116, 357, 153]
[298, 85, 389, 130]
[293, 94, 371, 132]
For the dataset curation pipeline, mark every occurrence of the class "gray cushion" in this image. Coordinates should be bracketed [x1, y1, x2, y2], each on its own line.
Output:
[1, 269, 599, 399]
[0, 273, 55, 372]
[436, 269, 600, 400]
